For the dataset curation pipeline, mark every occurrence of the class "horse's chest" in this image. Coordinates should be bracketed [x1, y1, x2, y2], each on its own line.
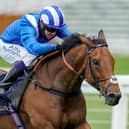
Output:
[61, 111, 82, 127]
[61, 99, 86, 126]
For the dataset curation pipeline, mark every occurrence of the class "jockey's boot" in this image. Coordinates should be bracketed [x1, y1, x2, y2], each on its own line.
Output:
[0, 61, 25, 89]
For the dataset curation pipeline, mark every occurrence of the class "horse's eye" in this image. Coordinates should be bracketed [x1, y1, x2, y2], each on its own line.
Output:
[93, 59, 99, 66]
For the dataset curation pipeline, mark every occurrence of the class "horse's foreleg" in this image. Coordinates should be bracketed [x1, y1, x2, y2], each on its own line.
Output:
[74, 121, 91, 129]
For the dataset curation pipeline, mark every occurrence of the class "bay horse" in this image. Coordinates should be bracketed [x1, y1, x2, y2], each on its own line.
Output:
[0, 30, 121, 129]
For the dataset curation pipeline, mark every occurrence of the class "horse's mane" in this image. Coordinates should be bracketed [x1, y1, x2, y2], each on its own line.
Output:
[62, 33, 108, 53]
[62, 33, 83, 53]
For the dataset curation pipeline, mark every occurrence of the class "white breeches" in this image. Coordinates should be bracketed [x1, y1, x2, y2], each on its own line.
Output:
[0, 39, 36, 67]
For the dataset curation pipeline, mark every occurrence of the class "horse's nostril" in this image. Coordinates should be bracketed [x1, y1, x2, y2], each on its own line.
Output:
[108, 93, 115, 99]
[106, 93, 121, 106]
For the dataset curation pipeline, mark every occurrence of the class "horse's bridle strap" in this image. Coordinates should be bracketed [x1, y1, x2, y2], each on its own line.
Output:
[62, 51, 75, 72]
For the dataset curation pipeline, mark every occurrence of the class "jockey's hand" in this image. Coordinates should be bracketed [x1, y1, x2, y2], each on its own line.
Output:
[56, 41, 63, 50]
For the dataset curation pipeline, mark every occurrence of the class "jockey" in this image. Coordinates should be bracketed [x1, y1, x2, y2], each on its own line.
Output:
[0, 5, 72, 89]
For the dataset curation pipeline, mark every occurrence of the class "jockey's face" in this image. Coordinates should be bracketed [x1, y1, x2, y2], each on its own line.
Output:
[44, 29, 56, 39]
[40, 20, 57, 39]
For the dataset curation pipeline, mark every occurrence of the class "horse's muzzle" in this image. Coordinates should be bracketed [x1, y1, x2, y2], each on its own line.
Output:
[105, 92, 121, 106]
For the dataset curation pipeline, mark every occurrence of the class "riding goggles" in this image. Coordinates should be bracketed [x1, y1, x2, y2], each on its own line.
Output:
[45, 26, 59, 32]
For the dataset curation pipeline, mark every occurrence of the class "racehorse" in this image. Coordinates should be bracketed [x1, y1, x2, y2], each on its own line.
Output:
[0, 30, 121, 129]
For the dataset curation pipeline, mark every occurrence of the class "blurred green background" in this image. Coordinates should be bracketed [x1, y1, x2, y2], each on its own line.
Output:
[114, 55, 129, 74]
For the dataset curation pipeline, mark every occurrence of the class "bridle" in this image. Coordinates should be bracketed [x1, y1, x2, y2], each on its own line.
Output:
[62, 43, 116, 96]
[86, 44, 111, 91]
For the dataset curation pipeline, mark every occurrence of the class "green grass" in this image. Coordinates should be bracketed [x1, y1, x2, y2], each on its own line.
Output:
[114, 55, 129, 74]
[84, 94, 112, 129]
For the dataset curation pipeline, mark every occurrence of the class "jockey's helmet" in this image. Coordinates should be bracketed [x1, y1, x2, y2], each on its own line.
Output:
[40, 5, 66, 30]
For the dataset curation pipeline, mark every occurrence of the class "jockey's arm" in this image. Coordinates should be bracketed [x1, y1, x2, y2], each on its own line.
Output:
[21, 25, 57, 56]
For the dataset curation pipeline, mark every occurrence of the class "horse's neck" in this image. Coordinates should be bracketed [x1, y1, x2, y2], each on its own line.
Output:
[40, 44, 87, 92]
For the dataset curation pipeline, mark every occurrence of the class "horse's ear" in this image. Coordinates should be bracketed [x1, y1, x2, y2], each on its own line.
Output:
[98, 30, 107, 42]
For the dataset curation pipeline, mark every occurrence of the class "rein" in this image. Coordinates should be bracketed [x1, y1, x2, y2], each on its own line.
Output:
[62, 50, 85, 80]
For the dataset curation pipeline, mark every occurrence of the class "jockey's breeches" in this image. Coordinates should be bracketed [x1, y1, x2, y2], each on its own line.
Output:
[0, 39, 36, 67]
